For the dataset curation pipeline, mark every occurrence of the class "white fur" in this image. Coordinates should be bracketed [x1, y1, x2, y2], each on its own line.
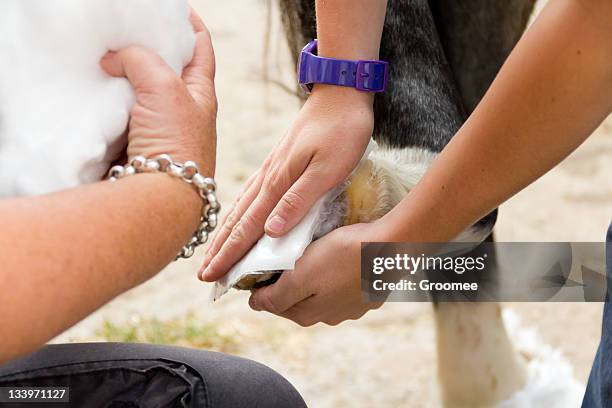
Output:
[496, 309, 585, 408]
[311, 145, 436, 233]
[369, 144, 437, 190]
[336, 145, 435, 224]
[0, 0, 195, 197]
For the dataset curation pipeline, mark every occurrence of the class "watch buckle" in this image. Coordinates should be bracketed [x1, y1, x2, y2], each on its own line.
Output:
[355, 60, 389, 93]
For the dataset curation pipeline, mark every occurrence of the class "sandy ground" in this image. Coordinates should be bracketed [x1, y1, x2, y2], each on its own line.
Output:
[55, 1, 611, 407]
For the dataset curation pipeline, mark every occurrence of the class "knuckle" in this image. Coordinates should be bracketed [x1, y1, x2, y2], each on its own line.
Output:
[294, 315, 317, 327]
[279, 189, 307, 215]
[200, 27, 213, 44]
[223, 208, 239, 230]
[303, 160, 325, 177]
[229, 220, 247, 243]
[311, 154, 353, 183]
[240, 212, 260, 231]
[265, 162, 294, 193]
[246, 169, 261, 186]
[229, 213, 259, 242]
[122, 45, 145, 58]
[220, 221, 234, 240]
[261, 156, 274, 172]
[350, 310, 369, 321]
[262, 169, 284, 195]
[257, 292, 280, 314]
[208, 96, 219, 116]
[324, 318, 343, 327]
[235, 186, 249, 204]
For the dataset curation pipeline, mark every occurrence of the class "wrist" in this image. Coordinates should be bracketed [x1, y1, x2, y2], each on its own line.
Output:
[172, 151, 215, 179]
[114, 172, 202, 231]
[316, 31, 381, 62]
[128, 145, 216, 179]
[374, 210, 454, 244]
[108, 155, 220, 259]
[308, 86, 375, 132]
[369, 217, 401, 242]
[310, 83, 375, 106]
[150, 171, 202, 210]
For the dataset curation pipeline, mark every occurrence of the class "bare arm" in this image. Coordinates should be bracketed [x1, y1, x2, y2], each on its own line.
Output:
[383, 0, 612, 242]
[0, 13, 217, 363]
[316, 0, 387, 61]
[202, 0, 388, 281]
[0, 175, 201, 362]
[245, 0, 612, 327]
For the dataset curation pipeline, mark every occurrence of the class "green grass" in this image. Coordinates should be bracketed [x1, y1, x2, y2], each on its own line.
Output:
[96, 313, 239, 352]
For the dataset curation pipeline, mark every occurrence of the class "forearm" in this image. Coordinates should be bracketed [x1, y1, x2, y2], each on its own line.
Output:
[384, 0, 612, 242]
[313, 0, 387, 103]
[316, 0, 386, 60]
[0, 174, 201, 362]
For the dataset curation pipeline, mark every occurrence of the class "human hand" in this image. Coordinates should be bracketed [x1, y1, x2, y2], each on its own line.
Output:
[200, 86, 374, 281]
[247, 222, 384, 326]
[100, 10, 217, 176]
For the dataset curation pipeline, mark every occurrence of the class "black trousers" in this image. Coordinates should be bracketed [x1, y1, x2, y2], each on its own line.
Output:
[0, 343, 307, 408]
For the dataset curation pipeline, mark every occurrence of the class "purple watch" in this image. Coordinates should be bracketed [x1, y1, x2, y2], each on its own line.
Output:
[298, 39, 389, 93]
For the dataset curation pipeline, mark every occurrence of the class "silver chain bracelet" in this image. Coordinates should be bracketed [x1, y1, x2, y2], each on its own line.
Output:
[107, 154, 220, 260]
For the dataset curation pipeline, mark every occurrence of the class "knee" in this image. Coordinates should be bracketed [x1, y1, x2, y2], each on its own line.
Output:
[177, 349, 307, 407]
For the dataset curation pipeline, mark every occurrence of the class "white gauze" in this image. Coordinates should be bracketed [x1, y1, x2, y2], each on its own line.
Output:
[212, 141, 377, 301]
[0, 0, 195, 197]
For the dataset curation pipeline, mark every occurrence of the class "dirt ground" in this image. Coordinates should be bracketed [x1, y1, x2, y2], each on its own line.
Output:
[55, 1, 611, 407]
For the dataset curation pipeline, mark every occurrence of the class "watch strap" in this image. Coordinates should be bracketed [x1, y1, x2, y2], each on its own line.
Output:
[298, 40, 389, 93]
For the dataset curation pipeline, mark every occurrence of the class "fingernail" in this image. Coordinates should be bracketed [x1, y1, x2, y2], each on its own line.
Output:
[266, 215, 286, 235]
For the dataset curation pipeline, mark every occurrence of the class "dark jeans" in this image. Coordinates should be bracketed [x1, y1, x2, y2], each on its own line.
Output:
[0, 343, 307, 408]
[583, 222, 612, 407]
